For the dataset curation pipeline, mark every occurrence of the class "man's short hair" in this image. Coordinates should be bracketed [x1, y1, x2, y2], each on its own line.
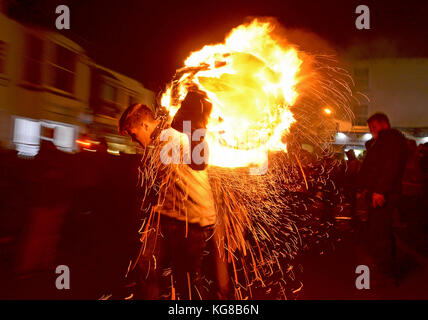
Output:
[367, 112, 390, 127]
[118, 103, 154, 135]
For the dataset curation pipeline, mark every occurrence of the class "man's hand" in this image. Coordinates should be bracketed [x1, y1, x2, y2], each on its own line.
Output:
[372, 192, 386, 208]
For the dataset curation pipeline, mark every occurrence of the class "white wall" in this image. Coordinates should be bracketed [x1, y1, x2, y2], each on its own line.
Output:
[352, 58, 428, 128]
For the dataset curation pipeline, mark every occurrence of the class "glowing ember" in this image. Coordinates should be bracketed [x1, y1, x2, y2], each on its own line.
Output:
[161, 19, 303, 168]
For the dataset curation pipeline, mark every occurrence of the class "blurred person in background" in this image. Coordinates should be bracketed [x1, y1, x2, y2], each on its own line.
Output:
[398, 139, 425, 249]
[420, 142, 428, 197]
[344, 149, 361, 216]
[358, 112, 408, 288]
[416, 142, 428, 252]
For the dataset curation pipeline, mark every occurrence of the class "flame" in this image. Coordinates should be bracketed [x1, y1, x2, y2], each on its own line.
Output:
[161, 19, 303, 168]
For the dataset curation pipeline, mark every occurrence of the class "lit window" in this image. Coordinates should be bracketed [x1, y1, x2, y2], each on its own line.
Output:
[336, 132, 347, 140]
[53, 124, 75, 152]
[362, 133, 372, 141]
[13, 117, 41, 156]
[41, 121, 76, 152]
[420, 137, 428, 144]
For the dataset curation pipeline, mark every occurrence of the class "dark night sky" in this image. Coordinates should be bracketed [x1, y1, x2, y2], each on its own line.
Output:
[6, 0, 428, 91]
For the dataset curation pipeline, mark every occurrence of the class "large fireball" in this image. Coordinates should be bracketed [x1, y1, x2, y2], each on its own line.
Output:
[161, 19, 303, 168]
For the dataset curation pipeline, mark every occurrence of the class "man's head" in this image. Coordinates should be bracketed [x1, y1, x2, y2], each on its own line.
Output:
[367, 112, 391, 139]
[406, 139, 417, 154]
[119, 103, 158, 147]
[346, 149, 356, 160]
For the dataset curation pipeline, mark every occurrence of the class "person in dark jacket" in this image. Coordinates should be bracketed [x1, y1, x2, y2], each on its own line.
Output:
[358, 112, 408, 287]
[344, 149, 361, 215]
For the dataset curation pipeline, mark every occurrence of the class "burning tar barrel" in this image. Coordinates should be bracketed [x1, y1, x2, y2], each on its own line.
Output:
[171, 89, 213, 171]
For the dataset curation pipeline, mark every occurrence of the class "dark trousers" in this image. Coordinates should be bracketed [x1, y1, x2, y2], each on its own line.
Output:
[136, 215, 214, 300]
[365, 193, 398, 281]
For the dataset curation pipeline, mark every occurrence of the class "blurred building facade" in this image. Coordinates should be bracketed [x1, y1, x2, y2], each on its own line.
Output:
[335, 56, 428, 154]
[0, 12, 155, 156]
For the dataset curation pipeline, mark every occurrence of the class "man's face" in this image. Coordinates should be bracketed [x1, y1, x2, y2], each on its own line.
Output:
[368, 120, 388, 139]
[128, 124, 151, 147]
